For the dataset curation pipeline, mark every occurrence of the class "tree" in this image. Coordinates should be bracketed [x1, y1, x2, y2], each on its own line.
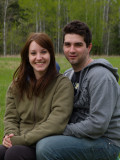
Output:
[0, 0, 120, 55]
[3, 0, 8, 56]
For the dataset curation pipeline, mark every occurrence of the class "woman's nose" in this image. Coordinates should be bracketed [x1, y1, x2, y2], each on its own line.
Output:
[36, 53, 42, 59]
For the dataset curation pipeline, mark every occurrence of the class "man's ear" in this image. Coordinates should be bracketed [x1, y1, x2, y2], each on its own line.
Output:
[88, 43, 92, 53]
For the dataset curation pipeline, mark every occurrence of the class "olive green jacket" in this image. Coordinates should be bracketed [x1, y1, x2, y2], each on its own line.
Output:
[4, 74, 74, 146]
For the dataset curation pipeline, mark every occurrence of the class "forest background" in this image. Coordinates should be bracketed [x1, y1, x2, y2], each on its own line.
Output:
[0, 0, 120, 56]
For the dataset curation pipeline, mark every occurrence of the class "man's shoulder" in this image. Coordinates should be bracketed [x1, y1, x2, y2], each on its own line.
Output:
[64, 68, 73, 74]
[64, 68, 74, 79]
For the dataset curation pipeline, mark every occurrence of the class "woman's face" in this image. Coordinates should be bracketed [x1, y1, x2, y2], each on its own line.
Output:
[28, 41, 50, 79]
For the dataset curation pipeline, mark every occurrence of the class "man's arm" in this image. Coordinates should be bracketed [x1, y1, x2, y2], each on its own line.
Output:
[64, 71, 118, 139]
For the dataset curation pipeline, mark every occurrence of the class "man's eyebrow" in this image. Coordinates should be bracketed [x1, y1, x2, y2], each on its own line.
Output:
[64, 42, 83, 45]
[64, 42, 70, 44]
[75, 42, 82, 44]
[75, 42, 83, 44]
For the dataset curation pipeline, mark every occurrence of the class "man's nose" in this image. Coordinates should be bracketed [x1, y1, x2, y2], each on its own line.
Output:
[69, 45, 75, 52]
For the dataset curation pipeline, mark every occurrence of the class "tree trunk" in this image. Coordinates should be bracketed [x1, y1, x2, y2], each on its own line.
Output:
[118, 6, 120, 38]
[103, 0, 110, 55]
[85, 0, 88, 23]
[35, 0, 38, 32]
[106, 0, 110, 55]
[106, 28, 110, 56]
[3, 0, 8, 56]
[94, 0, 97, 37]
[57, 0, 60, 54]
[39, 18, 42, 32]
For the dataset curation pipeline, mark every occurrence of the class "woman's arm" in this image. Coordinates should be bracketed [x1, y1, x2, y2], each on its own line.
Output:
[2, 134, 14, 148]
[4, 84, 20, 136]
[10, 76, 74, 146]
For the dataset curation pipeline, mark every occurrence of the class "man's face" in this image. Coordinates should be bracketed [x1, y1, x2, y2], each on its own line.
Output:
[63, 34, 92, 71]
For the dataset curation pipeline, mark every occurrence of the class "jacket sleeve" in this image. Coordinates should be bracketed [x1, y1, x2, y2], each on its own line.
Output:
[10, 77, 74, 146]
[63, 71, 118, 139]
[4, 84, 20, 136]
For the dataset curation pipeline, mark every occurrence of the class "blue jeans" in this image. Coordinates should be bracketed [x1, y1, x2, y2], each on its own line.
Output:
[36, 135, 120, 160]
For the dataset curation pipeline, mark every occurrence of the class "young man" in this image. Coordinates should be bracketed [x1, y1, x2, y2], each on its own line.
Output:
[36, 20, 120, 160]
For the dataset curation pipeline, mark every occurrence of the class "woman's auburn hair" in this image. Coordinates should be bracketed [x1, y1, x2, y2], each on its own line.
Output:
[13, 32, 58, 99]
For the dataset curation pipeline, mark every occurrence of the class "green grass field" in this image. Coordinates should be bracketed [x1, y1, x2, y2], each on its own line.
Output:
[0, 55, 120, 144]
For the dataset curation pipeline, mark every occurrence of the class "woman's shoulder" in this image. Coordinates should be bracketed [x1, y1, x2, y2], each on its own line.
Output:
[54, 74, 73, 91]
[51, 73, 74, 94]
[56, 73, 73, 83]
[7, 81, 19, 96]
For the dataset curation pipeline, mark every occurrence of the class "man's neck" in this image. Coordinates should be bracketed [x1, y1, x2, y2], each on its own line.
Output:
[72, 58, 93, 72]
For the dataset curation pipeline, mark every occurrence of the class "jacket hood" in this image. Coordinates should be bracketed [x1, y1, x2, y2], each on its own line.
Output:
[86, 58, 119, 82]
[64, 59, 119, 82]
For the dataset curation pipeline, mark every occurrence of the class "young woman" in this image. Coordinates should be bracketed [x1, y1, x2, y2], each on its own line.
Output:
[0, 33, 74, 160]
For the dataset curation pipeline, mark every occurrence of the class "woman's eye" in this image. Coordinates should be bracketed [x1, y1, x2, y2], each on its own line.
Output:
[30, 52, 36, 55]
[41, 50, 47, 54]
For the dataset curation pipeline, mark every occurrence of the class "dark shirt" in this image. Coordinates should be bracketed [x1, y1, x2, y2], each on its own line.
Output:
[71, 71, 81, 95]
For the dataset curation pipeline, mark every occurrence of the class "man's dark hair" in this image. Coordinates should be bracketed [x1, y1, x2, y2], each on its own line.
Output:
[63, 20, 92, 47]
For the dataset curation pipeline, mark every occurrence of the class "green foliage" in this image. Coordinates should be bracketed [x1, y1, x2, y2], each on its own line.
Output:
[0, 0, 120, 55]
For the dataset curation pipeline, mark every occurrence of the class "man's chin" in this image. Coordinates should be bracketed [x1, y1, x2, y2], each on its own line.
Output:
[69, 60, 77, 65]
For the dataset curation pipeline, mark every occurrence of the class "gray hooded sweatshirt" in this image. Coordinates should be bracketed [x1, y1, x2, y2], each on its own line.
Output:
[63, 59, 120, 147]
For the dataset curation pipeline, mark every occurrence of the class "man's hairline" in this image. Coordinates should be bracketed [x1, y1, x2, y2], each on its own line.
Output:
[63, 33, 88, 47]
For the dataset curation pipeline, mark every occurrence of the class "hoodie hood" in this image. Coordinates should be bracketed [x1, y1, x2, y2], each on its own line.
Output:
[64, 58, 119, 82]
[86, 59, 119, 82]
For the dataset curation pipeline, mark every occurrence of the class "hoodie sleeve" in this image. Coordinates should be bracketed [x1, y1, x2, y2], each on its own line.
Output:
[63, 67, 119, 139]
[4, 84, 20, 136]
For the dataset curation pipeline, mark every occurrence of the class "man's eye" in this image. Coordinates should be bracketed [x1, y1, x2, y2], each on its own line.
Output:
[75, 43, 83, 47]
[64, 43, 70, 47]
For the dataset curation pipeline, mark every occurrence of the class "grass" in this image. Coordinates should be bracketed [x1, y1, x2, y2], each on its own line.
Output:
[0, 57, 20, 143]
[0, 55, 120, 144]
